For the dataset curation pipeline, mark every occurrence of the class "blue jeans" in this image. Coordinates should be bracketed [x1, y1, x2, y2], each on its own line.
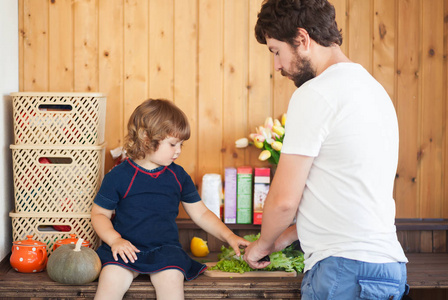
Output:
[301, 256, 409, 300]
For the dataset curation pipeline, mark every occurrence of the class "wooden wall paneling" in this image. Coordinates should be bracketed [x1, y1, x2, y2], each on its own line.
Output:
[174, 0, 198, 177]
[271, 0, 299, 118]
[49, 0, 73, 92]
[445, 0, 448, 219]
[123, 0, 149, 126]
[73, 0, 98, 92]
[372, 0, 395, 102]
[395, 0, 420, 218]
[16, 0, 448, 220]
[23, 0, 49, 91]
[397, 228, 447, 254]
[420, 0, 444, 218]
[178, 229, 189, 251]
[396, 230, 407, 252]
[18, 0, 24, 90]
[206, 232, 225, 253]
[420, 230, 433, 252]
[149, 0, 174, 100]
[332, 0, 348, 55]
[432, 230, 447, 253]
[272, 72, 295, 120]
[174, 0, 199, 219]
[222, 0, 249, 169]
[397, 230, 422, 253]
[347, 0, 372, 73]
[247, 0, 273, 168]
[197, 0, 224, 182]
[99, 0, 124, 172]
[372, 0, 396, 198]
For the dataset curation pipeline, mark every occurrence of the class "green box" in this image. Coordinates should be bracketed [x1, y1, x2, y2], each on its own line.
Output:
[236, 166, 253, 224]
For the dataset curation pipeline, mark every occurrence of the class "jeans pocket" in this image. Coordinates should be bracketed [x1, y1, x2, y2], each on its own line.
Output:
[358, 277, 400, 299]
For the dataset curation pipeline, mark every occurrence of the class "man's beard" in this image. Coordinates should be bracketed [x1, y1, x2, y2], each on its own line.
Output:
[281, 53, 316, 88]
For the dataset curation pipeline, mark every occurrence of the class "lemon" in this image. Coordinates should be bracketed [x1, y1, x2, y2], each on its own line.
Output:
[190, 237, 210, 257]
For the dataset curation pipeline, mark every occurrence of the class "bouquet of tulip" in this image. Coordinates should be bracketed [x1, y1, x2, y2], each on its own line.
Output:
[235, 113, 286, 165]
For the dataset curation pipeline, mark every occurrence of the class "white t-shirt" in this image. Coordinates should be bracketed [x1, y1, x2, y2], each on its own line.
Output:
[282, 63, 408, 272]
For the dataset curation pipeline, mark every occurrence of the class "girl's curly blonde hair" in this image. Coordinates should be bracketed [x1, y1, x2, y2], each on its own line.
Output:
[123, 99, 190, 160]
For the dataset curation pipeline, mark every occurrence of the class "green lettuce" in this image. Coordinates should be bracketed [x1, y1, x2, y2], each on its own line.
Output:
[209, 234, 304, 274]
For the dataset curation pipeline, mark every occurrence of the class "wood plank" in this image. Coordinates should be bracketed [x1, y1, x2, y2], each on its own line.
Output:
[98, 0, 124, 171]
[272, 70, 295, 121]
[148, 0, 174, 100]
[347, 0, 372, 73]
[0, 252, 301, 299]
[23, 0, 49, 91]
[2, 253, 448, 299]
[408, 289, 448, 300]
[397, 230, 423, 253]
[332, 0, 348, 55]
[372, 0, 395, 103]
[395, 219, 448, 230]
[222, 0, 249, 169]
[445, 0, 448, 220]
[248, 0, 272, 168]
[394, 0, 420, 218]
[433, 230, 447, 253]
[420, 0, 444, 218]
[197, 0, 224, 180]
[174, 0, 199, 218]
[18, 0, 24, 90]
[49, 0, 73, 92]
[73, 0, 98, 92]
[403, 253, 448, 288]
[420, 230, 433, 252]
[123, 0, 149, 125]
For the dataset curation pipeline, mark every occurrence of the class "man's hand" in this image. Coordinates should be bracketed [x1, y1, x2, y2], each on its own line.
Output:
[243, 239, 272, 269]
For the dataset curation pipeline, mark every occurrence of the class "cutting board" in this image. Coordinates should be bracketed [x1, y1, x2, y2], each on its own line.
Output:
[203, 262, 297, 278]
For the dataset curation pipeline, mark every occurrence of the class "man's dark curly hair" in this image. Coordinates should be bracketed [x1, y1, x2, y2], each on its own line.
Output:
[255, 0, 342, 47]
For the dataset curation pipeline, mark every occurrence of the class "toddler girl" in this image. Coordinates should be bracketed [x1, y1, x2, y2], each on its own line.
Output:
[92, 99, 250, 300]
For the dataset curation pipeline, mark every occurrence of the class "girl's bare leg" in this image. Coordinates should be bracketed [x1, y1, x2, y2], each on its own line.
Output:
[149, 269, 184, 300]
[94, 265, 138, 300]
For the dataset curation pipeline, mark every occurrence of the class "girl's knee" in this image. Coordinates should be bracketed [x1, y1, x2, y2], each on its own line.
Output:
[150, 269, 184, 288]
[151, 268, 183, 281]
[150, 269, 184, 300]
[95, 265, 137, 300]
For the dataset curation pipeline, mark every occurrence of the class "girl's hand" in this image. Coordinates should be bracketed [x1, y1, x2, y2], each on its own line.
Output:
[110, 237, 140, 264]
[226, 234, 251, 257]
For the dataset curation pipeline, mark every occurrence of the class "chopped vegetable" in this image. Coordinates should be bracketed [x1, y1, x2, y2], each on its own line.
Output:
[209, 234, 304, 274]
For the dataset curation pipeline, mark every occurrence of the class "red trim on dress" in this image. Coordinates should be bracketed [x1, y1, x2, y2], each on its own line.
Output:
[123, 168, 138, 199]
[167, 167, 182, 192]
[126, 158, 168, 178]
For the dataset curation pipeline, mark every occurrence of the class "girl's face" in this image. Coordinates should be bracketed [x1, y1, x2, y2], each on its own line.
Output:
[146, 136, 183, 168]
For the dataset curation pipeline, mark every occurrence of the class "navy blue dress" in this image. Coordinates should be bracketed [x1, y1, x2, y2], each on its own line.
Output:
[94, 158, 206, 280]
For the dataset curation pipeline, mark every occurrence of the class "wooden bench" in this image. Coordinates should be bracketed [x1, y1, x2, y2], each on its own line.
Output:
[0, 252, 301, 299]
[1, 252, 447, 299]
[1, 219, 447, 299]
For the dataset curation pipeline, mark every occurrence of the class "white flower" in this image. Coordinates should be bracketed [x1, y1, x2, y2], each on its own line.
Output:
[235, 138, 249, 148]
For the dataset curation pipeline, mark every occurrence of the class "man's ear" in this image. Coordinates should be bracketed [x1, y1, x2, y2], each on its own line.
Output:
[296, 28, 311, 50]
